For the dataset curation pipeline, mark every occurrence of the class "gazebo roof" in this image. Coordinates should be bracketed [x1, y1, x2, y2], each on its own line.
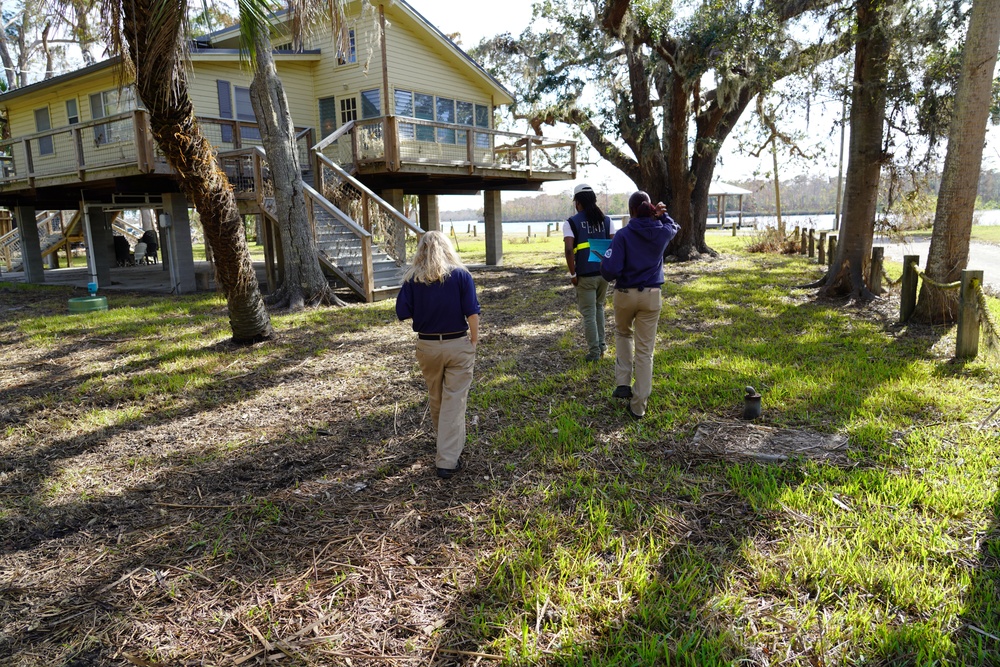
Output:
[708, 181, 752, 196]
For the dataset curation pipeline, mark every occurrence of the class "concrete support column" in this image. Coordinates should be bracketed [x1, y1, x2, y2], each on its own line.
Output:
[161, 193, 197, 294]
[381, 188, 405, 214]
[15, 205, 44, 284]
[484, 190, 503, 266]
[84, 206, 114, 289]
[418, 194, 440, 232]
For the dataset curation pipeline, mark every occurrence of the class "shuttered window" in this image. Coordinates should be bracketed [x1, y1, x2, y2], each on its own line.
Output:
[319, 97, 337, 137]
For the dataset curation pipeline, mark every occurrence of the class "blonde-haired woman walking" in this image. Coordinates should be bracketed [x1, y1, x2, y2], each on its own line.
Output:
[396, 231, 480, 479]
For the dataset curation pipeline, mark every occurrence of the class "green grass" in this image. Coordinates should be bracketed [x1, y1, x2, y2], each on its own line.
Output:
[907, 224, 1000, 244]
[2, 235, 999, 665]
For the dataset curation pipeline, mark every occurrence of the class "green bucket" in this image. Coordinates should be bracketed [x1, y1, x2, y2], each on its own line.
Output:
[68, 296, 109, 313]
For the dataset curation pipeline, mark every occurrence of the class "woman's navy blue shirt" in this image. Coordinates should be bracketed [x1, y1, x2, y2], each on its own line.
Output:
[396, 267, 480, 333]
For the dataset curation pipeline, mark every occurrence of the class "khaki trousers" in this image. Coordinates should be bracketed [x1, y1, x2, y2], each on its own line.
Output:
[415, 336, 476, 469]
[613, 288, 662, 416]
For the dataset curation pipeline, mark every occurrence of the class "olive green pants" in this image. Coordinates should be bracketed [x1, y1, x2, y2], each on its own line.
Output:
[575, 275, 610, 358]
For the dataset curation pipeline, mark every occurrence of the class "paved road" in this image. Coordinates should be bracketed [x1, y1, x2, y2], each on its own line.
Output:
[876, 236, 1000, 293]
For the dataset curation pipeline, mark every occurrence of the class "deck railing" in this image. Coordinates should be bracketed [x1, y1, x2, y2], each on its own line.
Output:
[0, 112, 312, 190]
[315, 115, 577, 176]
[0, 110, 156, 186]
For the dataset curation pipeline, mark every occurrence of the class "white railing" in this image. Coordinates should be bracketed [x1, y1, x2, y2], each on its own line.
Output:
[315, 115, 576, 176]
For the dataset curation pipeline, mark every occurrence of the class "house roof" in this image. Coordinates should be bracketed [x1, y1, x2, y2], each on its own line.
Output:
[0, 1, 513, 108]
[709, 181, 752, 196]
[0, 58, 120, 103]
[201, 1, 514, 105]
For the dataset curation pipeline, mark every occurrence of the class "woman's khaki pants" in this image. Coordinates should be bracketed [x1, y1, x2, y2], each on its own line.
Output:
[416, 336, 476, 469]
[613, 288, 662, 417]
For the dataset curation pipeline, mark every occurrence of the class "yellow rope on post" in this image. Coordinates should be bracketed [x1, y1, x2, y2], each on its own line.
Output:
[913, 266, 962, 291]
[881, 266, 903, 287]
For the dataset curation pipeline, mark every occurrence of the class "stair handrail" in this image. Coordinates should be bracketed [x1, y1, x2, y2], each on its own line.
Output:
[302, 183, 375, 300]
[0, 225, 18, 271]
[314, 152, 423, 238]
[311, 121, 355, 154]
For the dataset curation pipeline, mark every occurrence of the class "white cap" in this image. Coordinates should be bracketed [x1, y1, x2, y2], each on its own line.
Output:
[573, 183, 594, 197]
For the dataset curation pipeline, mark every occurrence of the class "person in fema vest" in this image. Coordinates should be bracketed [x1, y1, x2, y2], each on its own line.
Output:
[396, 231, 481, 480]
[599, 191, 679, 420]
[563, 183, 617, 361]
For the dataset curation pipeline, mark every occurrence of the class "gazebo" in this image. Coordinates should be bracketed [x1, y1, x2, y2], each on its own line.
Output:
[708, 181, 752, 228]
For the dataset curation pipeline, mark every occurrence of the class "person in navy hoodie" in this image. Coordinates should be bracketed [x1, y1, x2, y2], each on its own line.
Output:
[600, 191, 680, 419]
[563, 183, 617, 361]
[396, 231, 481, 479]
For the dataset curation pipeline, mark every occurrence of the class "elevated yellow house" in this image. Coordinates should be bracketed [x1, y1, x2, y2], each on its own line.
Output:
[0, 0, 575, 300]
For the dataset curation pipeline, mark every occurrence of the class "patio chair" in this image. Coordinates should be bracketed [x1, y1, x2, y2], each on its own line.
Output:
[133, 242, 148, 265]
[138, 230, 159, 264]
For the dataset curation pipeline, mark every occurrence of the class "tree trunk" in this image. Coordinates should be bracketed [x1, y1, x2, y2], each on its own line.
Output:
[249, 32, 343, 309]
[912, 0, 1000, 324]
[818, 0, 891, 301]
[122, 0, 273, 344]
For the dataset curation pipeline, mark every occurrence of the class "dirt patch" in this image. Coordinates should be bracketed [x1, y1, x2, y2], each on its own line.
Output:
[691, 420, 851, 463]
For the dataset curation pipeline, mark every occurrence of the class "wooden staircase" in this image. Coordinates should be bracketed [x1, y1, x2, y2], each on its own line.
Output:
[224, 124, 424, 302]
[1, 210, 83, 272]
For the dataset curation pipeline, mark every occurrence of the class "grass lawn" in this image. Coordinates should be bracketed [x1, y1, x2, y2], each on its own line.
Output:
[906, 224, 1000, 244]
[1, 231, 999, 666]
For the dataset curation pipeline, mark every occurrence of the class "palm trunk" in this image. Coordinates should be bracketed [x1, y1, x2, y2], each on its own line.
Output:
[122, 0, 273, 343]
[249, 32, 339, 309]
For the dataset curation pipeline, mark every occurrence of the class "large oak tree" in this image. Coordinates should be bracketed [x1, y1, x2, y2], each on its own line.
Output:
[475, 0, 847, 259]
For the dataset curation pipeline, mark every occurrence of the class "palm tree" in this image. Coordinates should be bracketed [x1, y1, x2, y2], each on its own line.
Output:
[239, 0, 352, 309]
[104, 0, 274, 343]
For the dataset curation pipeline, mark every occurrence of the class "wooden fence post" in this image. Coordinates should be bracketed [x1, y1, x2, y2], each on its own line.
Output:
[800, 231, 807, 255]
[899, 255, 919, 323]
[827, 235, 837, 268]
[818, 232, 827, 264]
[808, 229, 815, 258]
[869, 247, 884, 295]
[956, 269, 984, 359]
[732, 222, 737, 236]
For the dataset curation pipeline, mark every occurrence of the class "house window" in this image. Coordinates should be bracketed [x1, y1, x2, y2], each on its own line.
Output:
[234, 86, 261, 141]
[217, 80, 234, 142]
[319, 97, 337, 137]
[360, 89, 380, 119]
[34, 108, 53, 155]
[90, 87, 136, 145]
[435, 97, 455, 144]
[475, 104, 491, 148]
[394, 89, 488, 145]
[340, 97, 357, 124]
[456, 101, 473, 145]
[337, 28, 356, 65]
[413, 93, 434, 142]
[395, 90, 414, 139]
[234, 86, 255, 121]
[66, 99, 79, 125]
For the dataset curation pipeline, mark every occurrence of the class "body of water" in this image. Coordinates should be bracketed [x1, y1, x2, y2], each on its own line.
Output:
[439, 209, 1000, 237]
